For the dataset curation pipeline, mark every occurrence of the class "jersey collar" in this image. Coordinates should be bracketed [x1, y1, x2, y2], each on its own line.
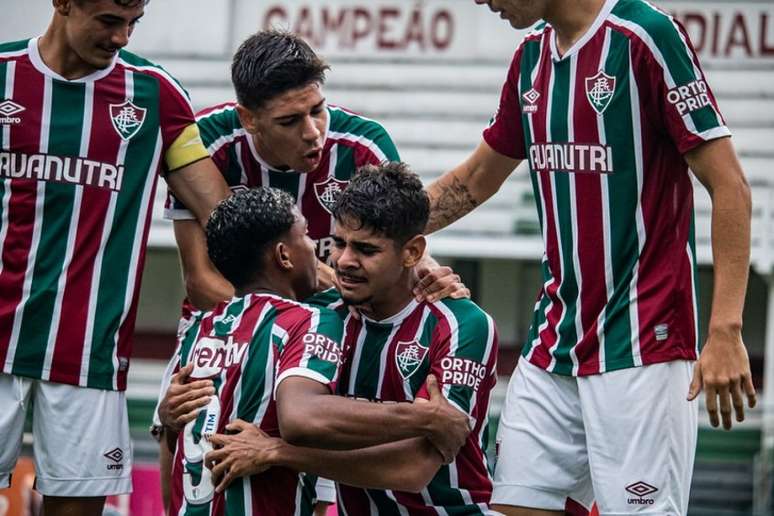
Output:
[549, 0, 618, 62]
[361, 298, 420, 326]
[28, 37, 117, 83]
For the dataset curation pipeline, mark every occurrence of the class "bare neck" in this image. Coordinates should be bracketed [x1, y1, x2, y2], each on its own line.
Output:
[38, 22, 97, 80]
[544, 0, 607, 56]
[358, 272, 415, 322]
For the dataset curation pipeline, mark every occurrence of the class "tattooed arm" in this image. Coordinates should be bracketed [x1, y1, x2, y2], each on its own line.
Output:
[425, 140, 521, 233]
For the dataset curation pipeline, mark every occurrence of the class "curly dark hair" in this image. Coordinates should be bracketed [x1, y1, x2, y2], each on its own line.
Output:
[232, 30, 329, 111]
[73, 0, 149, 6]
[333, 162, 429, 246]
[206, 187, 296, 288]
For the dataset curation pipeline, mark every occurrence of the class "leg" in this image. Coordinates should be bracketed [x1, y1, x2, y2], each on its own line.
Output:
[580, 360, 697, 515]
[32, 381, 132, 500]
[491, 360, 594, 513]
[0, 374, 31, 489]
[42, 496, 105, 516]
[159, 431, 175, 513]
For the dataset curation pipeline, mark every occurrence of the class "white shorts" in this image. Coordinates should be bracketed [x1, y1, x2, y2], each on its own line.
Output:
[0, 373, 132, 497]
[492, 360, 697, 515]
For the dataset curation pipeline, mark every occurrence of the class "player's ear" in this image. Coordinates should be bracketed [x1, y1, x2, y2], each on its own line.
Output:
[236, 104, 259, 135]
[274, 241, 293, 271]
[53, 0, 72, 16]
[402, 235, 426, 268]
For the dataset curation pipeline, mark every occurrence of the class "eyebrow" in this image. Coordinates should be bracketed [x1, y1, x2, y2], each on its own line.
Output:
[273, 99, 326, 122]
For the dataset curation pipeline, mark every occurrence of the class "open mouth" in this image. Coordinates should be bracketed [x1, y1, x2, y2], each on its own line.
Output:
[336, 271, 366, 287]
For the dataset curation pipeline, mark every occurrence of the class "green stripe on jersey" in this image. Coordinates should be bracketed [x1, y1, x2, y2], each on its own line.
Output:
[547, 59, 578, 375]
[329, 107, 400, 161]
[524, 261, 553, 359]
[88, 71, 161, 388]
[224, 480, 246, 516]
[0, 40, 28, 54]
[235, 308, 275, 420]
[13, 81, 84, 377]
[601, 30, 638, 369]
[349, 323, 394, 399]
[268, 170, 301, 200]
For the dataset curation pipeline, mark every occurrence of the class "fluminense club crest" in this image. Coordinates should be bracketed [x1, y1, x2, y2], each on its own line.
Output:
[109, 100, 146, 140]
[585, 70, 616, 115]
[395, 339, 429, 380]
[314, 177, 349, 214]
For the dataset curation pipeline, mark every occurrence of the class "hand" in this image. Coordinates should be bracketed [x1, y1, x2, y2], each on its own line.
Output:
[417, 375, 471, 464]
[205, 419, 283, 493]
[317, 260, 337, 290]
[412, 255, 470, 303]
[158, 363, 215, 432]
[687, 326, 756, 430]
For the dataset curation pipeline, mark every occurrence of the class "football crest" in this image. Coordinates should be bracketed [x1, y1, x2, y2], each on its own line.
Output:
[585, 71, 616, 114]
[109, 100, 146, 140]
[314, 177, 349, 214]
[395, 339, 429, 380]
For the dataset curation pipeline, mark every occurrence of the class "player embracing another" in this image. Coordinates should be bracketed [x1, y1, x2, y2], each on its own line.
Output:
[204, 162, 499, 515]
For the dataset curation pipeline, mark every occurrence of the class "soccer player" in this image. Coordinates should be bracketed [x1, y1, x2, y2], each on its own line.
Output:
[421, 0, 757, 514]
[205, 162, 499, 514]
[164, 186, 471, 515]
[0, 1, 229, 514]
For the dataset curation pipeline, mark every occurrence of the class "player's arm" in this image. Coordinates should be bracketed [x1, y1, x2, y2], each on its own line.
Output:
[685, 137, 756, 429]
[207, 420, 443, 494]
[276, 375, 468, 461]
[425, 140, 520, 233]
[166, 157, 230, 227]
[174, 219, 234, 310]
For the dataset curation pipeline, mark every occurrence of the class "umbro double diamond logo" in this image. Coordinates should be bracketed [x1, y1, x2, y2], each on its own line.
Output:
[626, 481, 658, 505]
[104, 447, 125, 471]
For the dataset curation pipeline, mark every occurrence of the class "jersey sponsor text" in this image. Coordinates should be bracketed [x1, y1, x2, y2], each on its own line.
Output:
[0, 151, 125, 191]
[528, 143, 614, 174]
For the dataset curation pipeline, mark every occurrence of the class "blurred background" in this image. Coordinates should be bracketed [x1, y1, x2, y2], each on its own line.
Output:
[1, 0, 773, 514]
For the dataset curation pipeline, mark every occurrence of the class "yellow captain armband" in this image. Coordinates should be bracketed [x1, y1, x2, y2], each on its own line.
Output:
[165, 123, 210, 172]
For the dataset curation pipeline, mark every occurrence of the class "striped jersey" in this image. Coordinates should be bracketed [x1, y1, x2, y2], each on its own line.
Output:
[310, 289, 498, 515]
[483, 0, 729, 376]
[165, 103, 400, 264]
[169, 293, 345, 516]
[0, 38, 209, 390]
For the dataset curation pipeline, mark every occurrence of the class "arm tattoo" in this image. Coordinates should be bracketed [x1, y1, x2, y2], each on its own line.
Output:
[426, 176, 479, 233]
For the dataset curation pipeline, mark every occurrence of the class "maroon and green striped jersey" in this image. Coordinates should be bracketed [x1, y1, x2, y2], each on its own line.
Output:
[165, 103, 400, 265]
[311, 289, 498, 514]
[169, 293, 345, 516]
[483, 0, 729, 376]
[0, 38, 209, 390]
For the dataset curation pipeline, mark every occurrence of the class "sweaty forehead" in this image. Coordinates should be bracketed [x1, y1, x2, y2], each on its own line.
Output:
[78, 0, 145, 18]
[264, 83, 324, 117]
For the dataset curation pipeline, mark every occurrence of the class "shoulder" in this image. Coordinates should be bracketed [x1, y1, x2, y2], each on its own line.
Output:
[327, 105, 391, 141]
[116, 50, 190, 99]
[0, 39, 29, 59]
[195, 102, 243, 147]
[430, 298, 494, 337]
[608, 0, 687, 47]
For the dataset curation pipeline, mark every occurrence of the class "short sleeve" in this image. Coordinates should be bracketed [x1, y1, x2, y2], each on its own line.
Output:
[275, 307, 346, 394]
[482, 50, 527, 160]
[635, 16, 730, 154]
[156, 74, 209, 173]
[416, 301, 499, 420]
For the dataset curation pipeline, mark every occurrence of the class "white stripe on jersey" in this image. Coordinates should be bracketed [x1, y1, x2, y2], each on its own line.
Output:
[687, 243, 700, 356]
[596, 27, 614, 373]
[383, 491, 410, 516]
[566, 52, 582, 376]
[230, 299, 273, 422]
[234, 140, 248, 185]
[298, 306, 320, 370]
[242, 475, 253, 516]
[326, 144, 338, 235]
[346, 323, 368, 397]
[375, 323, 401, 399]
[207, 127, 250, 156]
[0, 48, 28, 59]
[4, 74, 52, 369]
[401, 306, 432, 400]
[42, 81, 93, 380]
[0, 60, 17, 277]
[196, 103, 237, 121]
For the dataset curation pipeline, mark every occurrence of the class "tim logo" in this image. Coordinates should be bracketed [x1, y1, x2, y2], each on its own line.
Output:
[521, 88, 540, 113]
[104, 447, 124, 471]
[0, 99, 24, 125]
[109, 100, 146, 140]
[626, 481, 658, 505]
[314, 177, 348, 214]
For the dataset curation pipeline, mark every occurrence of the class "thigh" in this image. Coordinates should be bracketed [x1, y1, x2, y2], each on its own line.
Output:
[32, 381, 133, 497]
[580, 361, 697, 515]
[492, 360, 594, 511]
[0, 374, 32, 487]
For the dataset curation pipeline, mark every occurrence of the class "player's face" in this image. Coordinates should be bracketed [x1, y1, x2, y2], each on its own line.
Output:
[286, 209, 319, 300]
[474, 0, 545, 29]
[330, 218, 408, 308]
[59, 0, 145, 71]
[250, 83, 328, 174]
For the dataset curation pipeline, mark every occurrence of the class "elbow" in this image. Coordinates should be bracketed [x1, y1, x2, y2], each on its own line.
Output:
[398, 464, 438, 493]
[278, 408, 327, 447]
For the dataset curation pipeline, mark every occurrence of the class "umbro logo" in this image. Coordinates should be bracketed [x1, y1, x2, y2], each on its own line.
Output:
[626, 481, 657, 505]
[104, 447, 125, 471]
[0, 99, 24, 124]
[521, 88, 540, 113]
